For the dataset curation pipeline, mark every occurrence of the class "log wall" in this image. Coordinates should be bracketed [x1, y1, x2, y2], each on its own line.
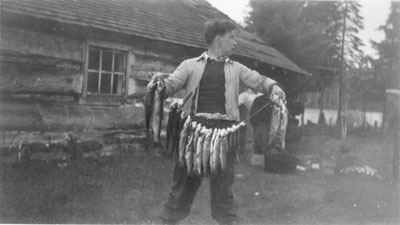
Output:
[0, 25, 180, 131]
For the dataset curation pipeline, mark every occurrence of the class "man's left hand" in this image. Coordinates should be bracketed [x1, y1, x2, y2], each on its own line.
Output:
[271, 84, 286, 102]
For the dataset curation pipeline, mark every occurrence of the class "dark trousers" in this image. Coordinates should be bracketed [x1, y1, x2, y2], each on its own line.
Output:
[160, 151, 237, 223]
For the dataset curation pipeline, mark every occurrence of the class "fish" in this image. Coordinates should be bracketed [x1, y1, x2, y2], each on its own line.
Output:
[231, 125, 238, 162]
[236, 125, 242, 162]
[185, 122, 197, 173]
[232, 123, 242, 163]
[226, 125, 236, 163]
[226, 126, 233, 154]
[195, 127, 206, 175]
[279, 100, 288, 150]
[192, 124, 202, 174]
[145, 79, 157, 135]
[219, 129, 229, 171]
[209, 128, 218, 174]
[268, 104, 281, 145]
[211, 129, 221, 174]
[178, 115, 191, 166]
[236, 122, 246, 163]
[268, 98, 288, 150]
[177, 111, 187, 155]
[202, 128, 212, 176]
[152, 80, 164, 144]
[193, 124, 202, 145]
[171, 107, 183, 158]
[166, 102, 178, 153]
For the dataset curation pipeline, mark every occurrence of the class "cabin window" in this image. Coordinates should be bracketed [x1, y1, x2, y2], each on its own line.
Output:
[86, 46, 126, 95]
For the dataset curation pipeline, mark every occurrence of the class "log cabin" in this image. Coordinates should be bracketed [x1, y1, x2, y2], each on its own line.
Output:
[0, 0, 309, 132]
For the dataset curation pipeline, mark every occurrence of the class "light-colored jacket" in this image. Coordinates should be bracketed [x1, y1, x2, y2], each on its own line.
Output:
[164, 52, 277, 121]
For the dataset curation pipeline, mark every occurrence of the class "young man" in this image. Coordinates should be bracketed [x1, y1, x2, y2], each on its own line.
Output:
[156, 19, 285, 224]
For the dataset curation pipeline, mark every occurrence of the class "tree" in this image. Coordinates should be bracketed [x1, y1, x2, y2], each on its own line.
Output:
[348, 55, 384, 127]
[246, 0, 365, 134]
[371, 2, 400, 135]
[372, 2, 400, 90]
[245, 0, 336, 72]
[245, 0, 364, 74]
[340, 1, 365, 67]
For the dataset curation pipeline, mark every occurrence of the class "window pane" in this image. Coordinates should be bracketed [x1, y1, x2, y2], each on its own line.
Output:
[87, 72, 99, 93]
[114, 53, 125, 72]
[100, 73, 112, 94]
[88, 48, 100, 70]
[102, 51, 112, 71]
[113, 74, 124, 94]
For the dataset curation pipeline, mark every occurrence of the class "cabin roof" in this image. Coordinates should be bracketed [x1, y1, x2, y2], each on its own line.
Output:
[0, 0, 309, 76]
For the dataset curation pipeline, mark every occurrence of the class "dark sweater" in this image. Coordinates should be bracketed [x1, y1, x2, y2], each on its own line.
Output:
[196, 59, 226, 114]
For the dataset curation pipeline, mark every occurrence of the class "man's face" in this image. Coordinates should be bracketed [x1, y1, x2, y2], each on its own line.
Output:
[215, 30, 237, 56]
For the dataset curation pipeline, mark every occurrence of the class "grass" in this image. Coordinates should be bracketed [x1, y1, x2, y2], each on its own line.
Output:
[0, 134, 399, 224]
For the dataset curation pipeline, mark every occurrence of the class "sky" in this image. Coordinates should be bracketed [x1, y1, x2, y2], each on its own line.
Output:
[206, 0, 392, 58]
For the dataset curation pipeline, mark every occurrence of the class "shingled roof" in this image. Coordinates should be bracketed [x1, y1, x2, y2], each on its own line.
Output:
[0, 0, 309, 76]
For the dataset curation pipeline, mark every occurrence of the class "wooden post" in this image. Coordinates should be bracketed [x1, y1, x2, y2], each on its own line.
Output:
[336, 1, 348, 139]
[382, 94, 387, 134]
[393, 114, 399, 184]
[363, 93, 367, 128]
[80, 43, 89, 103]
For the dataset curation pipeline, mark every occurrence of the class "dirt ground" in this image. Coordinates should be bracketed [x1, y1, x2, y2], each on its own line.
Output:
[0, 131, 399, 224]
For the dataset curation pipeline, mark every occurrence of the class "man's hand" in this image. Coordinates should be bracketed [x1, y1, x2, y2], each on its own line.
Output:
[147, 78, 157, 90]
[270, 84, 286, 104]
[156, 78, 165, 92]
[147, 72, 167, 90]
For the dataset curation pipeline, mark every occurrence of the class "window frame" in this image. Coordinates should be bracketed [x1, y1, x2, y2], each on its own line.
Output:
[81, 41, 135, 105]
[84, 45, 127, 96]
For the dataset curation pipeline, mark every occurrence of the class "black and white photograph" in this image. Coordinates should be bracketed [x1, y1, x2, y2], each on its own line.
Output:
[0, 0, 398, 224]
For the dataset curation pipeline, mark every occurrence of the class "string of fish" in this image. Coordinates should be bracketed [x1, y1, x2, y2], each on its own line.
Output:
[145, 78, 164, 145]
[267, 94, 289, 150]
[145, 76, 289, 176]
[167, 95, 288, 176]
[167, 110, 246, 177]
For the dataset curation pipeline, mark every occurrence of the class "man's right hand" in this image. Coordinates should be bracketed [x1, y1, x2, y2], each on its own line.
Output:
[147, 72, 168, 90]
[147, 78, 157, 90]
[147, 76, 166, 93]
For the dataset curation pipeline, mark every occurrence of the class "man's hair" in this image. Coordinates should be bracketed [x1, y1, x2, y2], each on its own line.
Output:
[204, 19, 237, 44]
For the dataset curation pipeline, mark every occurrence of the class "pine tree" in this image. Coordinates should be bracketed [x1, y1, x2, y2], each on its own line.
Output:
[372, 2, 400, 135]
[372, 2, 400, 90]
[246, 0, 365, 134]
[245, 0, 364, 78]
